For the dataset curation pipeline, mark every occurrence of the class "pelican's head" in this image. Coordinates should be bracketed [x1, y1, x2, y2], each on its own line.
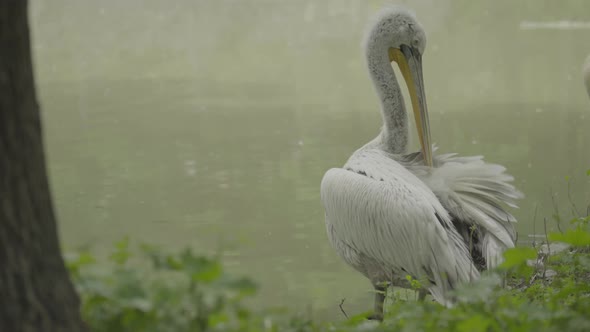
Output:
[364, 7, 432, 167]
[363, 7, 426, 57]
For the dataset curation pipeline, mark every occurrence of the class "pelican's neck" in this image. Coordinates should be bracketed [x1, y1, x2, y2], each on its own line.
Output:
[366, 46, 408, 154]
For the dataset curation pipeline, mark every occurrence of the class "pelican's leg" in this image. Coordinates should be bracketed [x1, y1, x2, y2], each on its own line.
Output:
[367, 283, 387, 321]
[418, 289, 427, 301]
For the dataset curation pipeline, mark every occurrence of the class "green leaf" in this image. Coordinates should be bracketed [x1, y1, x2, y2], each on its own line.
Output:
[549, 229, 590, 247]
[65, 251, 96, 267]
[500, 247, 538, 270]
[345, 311, 374, 326]
[115, 237, 130, 251]
[65, 251, 97, 277]
[109, 237, 130, 265]
[454, 273, 503, 303]
[456, 314, 490, 332]
[578, 255, 590, 269]
[235, 306, 250, 320]
[208, 312, 229, 327]
[126, 298, 153, 312]
[139, 243, 169, 269]
[109, 251, 130, 265]
[586, 169, 590, 176]
[191, 262, 222, 283]
[165, 255, 183, 270]
[222, 277, 258, 296]
[179, 250, 223, 283]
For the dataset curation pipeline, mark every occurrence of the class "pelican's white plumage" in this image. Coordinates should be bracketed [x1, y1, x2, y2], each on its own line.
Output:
[402, 150, 521, 269]
[320, 6, 521, 319]
[322, 149, 478, 306]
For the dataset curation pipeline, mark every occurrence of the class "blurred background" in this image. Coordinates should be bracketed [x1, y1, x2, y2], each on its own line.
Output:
[30, 0, 590, 320]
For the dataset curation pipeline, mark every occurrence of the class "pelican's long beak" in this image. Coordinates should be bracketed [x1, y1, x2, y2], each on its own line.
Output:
[389, 45, 433, 167]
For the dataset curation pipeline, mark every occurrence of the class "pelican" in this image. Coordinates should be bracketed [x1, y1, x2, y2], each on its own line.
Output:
[320, 7, 522, 320]
[584, 55, 590, 98]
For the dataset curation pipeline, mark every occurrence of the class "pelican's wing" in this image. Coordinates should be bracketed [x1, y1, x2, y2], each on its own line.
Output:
[321, 149, 479, 303]
[402, 149, 523, 268]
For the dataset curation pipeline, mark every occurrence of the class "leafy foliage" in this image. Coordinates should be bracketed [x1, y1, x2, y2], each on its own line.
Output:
[66, 171, 590, 331]
[66, 234, 590, 332]
[66, 240, 261, 332]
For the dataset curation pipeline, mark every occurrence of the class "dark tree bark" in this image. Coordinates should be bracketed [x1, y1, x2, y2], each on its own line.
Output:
[0, 1, 88, 331]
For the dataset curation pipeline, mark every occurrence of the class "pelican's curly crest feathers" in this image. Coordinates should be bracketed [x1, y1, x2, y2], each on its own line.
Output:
[361, 6, 418, 50]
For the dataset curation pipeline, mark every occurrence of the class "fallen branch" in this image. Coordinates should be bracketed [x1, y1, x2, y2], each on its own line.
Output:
[339, 298, 348, 319]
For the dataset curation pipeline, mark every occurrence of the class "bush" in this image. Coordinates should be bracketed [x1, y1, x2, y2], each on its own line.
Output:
[66, 172, 590, 331]
[65, 232, 590, 331]
[66, 239, 262, 332]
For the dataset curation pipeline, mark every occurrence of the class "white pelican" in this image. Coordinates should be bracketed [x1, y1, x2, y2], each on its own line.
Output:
[320, 7, 522, 320]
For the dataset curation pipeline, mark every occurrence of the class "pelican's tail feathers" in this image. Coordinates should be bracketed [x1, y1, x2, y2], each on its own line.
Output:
[401, 148, 523, 269]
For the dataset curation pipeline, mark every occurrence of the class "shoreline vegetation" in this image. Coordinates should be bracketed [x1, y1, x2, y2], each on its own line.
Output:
[67, 171, 590, 332]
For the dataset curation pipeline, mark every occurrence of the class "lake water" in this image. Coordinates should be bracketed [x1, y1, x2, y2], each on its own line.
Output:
[32, 0, 590, 321]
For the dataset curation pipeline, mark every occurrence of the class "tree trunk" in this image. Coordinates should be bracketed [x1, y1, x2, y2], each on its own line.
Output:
[0, 1, 88, 331]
